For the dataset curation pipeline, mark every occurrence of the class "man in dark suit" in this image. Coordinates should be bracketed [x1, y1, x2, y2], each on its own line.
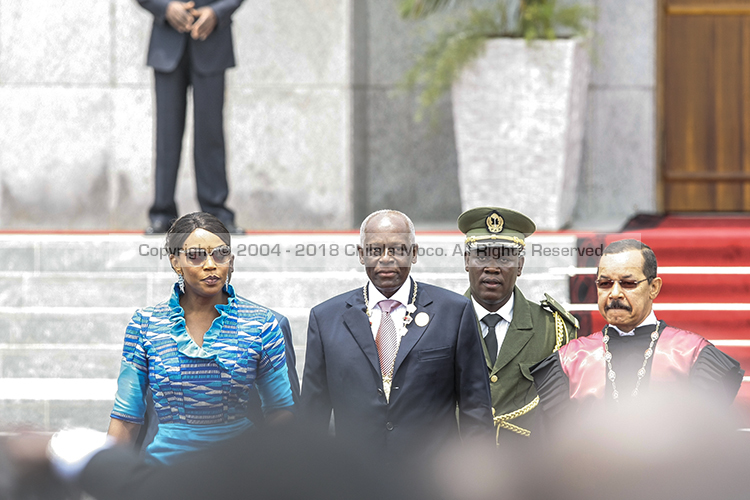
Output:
[301, 210, 494, 459]
[137, 0, 244, 234]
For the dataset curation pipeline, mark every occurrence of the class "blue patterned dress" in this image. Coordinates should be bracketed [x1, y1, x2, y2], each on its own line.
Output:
[111, 284, 294, 464]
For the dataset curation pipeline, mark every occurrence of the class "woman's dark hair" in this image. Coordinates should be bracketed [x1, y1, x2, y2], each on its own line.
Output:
[165, 212, 231, 255]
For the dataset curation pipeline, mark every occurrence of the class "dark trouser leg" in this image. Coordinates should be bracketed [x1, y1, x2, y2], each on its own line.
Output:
[192, 70, 234, 226]
[149, 57, 190, 226]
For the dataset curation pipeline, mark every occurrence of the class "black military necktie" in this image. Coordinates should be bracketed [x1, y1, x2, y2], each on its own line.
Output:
[482, 314, 502, 365]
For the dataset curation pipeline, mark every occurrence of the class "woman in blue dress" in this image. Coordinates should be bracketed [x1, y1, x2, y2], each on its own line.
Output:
[107, 212, 294, 464]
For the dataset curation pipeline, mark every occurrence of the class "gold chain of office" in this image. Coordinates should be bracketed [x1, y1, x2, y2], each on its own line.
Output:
[493, 311, 568, 442]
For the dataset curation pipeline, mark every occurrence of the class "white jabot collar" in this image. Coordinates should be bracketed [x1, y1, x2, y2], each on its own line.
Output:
[610, 310, 658, 337]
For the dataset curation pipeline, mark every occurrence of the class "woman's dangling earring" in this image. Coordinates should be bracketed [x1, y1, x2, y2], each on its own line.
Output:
[177, 274, 185, 294]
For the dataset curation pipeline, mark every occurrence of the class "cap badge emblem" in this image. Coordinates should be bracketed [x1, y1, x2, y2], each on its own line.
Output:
[485, 213, 504, 233]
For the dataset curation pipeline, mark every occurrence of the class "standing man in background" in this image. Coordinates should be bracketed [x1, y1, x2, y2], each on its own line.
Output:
[138, 0, 244, 234]
[458, 207, 578, 442]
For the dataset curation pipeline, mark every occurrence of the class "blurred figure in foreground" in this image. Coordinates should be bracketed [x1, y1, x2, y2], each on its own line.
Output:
[2, 425, 423, 500]
[426, 394, 750, 500]
[3, 397, 749, 500]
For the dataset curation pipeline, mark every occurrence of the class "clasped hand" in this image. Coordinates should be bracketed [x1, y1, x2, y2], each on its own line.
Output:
[165, 1, 217, 41]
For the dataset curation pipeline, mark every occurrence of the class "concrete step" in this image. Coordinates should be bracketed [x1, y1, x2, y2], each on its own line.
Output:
[0, 271, 571, 310]
[0, 232, 577, 431]
[0, 273, 569, 343]
[0, 345, 119, 378]
[0, 308, 134, 344]
[0, 273, 568, 378]
[0, 399, 113, 432]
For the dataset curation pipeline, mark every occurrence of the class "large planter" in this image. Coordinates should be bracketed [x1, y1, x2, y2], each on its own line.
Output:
[452, 38, 590, 230]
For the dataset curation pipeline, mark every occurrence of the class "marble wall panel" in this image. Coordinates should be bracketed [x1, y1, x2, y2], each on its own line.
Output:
[575, 88, 656, 225]
[365, 89, 461, 224]
[0, 0, 661, 231]
[590, 0, 656, 87]
[366, 0, 459, 87]
[226, 87, 351, 229]
[0, 87, 112, 229]
[110, 86, 156, 229]
[0, 0, 111, 84]
[229, 0, 348, 87]
[113, 0, 152, 86]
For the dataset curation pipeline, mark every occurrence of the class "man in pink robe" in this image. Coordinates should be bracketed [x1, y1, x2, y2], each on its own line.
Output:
[530, 239, 743, 420]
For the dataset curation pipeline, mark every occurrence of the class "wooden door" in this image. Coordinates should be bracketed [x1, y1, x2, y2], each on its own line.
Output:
[662, 0, 750, 211]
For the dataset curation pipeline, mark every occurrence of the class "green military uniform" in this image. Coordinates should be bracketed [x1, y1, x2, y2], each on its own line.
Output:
[465, 287, 577, 439]
[458, 206, 578, 441]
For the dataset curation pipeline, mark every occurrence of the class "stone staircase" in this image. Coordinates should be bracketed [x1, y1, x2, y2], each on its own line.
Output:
[0, 232, 577, 431]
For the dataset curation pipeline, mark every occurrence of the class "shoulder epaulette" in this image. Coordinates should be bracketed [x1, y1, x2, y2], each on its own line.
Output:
[541, 293, 580, 330]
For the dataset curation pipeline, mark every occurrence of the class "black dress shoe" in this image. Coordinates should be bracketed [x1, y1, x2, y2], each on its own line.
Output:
[145, 220, 170, 234]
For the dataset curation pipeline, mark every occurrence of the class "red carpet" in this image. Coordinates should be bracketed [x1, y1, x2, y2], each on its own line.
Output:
[570, 214, 750, 423]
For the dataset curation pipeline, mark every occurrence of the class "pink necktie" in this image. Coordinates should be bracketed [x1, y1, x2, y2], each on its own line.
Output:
[376, 300, 400, 376]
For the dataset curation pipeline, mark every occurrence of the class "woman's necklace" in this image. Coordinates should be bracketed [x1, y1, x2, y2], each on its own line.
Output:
[602, 323, 661, 401]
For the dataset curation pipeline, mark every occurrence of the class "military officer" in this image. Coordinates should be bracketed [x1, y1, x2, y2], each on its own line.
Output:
[458, 207, 578, 442]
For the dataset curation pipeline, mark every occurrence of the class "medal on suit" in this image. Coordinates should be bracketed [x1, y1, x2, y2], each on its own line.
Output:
[363, 280, 418, 330]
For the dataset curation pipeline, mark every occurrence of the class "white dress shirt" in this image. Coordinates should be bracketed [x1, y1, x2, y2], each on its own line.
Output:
[367, 278, 414, 348]
[471, 292, 515, 359]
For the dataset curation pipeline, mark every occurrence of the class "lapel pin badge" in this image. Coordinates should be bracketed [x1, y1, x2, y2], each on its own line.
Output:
[415, 312, 430, 327]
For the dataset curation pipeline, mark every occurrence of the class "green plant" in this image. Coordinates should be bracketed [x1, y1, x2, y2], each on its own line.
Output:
[399, 0, 594, 120]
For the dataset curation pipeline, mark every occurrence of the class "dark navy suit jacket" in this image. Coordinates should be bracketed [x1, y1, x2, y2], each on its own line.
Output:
[136, 0, 244, 74]
[301, 281, 493, 459]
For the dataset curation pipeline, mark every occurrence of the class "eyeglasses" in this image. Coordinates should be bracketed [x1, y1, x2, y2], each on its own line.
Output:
[180, 246, 232, 266]
[595, 278, 649, 290]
